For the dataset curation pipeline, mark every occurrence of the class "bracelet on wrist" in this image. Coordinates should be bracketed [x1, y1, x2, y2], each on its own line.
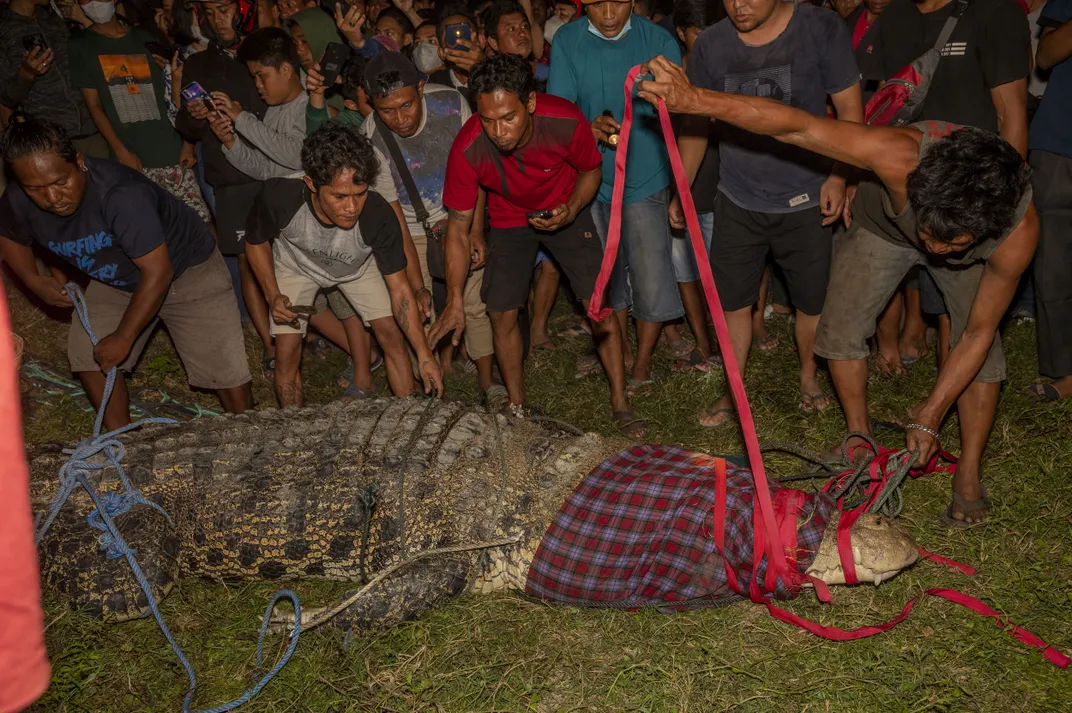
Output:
[906, 423, 940, 440]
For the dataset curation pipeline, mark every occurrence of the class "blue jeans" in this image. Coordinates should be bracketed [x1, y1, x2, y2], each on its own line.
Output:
[671, 211, 714, 283]
[590, 188, 684, 323]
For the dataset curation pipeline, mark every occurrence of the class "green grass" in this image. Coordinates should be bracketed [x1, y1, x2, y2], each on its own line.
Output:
[10, 280, 1072, 713]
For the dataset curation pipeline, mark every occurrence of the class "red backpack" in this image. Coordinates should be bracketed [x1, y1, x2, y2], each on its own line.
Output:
[865, 0, 971, 127]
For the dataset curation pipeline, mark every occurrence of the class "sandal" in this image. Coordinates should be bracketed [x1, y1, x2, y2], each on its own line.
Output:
[671, 348, 719, 373]
[574, 354, 603, 380]
[482, 383, 510, 413]
[531, 339, 555, 352]
[338, 354, 385, 391]
[941, 486, 990, 528]
[341, 380, 378, 401]
[665, 338, 694, 361]
[626, 378, 655, 397]
[305, 336, 332, 361]
[1024, 382, 1063, 402]
[613, 410, 648, 439]
[698, 406, 736, 428]
[752, 332, 780, 352]
[800, 391, 835, 414]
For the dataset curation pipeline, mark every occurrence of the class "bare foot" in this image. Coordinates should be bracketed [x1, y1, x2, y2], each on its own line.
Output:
[869, 349, 906, 377]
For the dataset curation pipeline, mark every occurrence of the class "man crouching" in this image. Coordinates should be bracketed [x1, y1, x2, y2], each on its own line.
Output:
[0, 115, 252, 429]
[245, 123, 442, 406]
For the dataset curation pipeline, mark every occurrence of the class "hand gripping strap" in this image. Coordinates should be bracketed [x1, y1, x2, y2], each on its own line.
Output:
[588, 64, 789, 587]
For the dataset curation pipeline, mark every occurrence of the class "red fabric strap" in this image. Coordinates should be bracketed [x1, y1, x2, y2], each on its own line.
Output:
[852, 10, 871, 50]
[587, 64, 788, 584]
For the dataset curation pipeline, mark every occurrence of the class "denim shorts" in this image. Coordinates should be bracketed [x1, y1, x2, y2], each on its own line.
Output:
[671, 211, 714, 283]
[590, 188, 685, 323]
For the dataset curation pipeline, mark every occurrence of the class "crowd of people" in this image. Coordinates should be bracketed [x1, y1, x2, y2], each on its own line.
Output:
[1, 0, 1070, 535]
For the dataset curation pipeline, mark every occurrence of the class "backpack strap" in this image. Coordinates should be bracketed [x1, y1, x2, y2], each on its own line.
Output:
[373, 112, 430, 230]
[933, 0, 971, 54]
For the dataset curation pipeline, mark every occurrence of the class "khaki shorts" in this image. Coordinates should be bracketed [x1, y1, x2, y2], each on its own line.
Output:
[411, 225, 493, 360]
[815, 227, 1005, 383]
[68, 250, 253, 389]
[271, 259, 394, 335]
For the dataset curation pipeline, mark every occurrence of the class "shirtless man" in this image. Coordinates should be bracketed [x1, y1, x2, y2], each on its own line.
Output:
[637, 55, 1038, 527]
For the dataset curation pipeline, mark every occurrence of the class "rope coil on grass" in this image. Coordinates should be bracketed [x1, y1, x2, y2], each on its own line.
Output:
[35, 282, 301, 713]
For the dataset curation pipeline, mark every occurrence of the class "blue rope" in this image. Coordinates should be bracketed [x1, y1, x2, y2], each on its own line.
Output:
[35, 282, 301, 712]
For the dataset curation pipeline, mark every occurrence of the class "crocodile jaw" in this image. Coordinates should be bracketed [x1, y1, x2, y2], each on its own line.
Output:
[806, 512, 919, 586]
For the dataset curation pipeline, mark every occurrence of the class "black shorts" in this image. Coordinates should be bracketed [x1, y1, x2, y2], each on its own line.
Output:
[711, 192, 832, 315]
[481, 211, 604, 313]
[214, 182, 262, 256]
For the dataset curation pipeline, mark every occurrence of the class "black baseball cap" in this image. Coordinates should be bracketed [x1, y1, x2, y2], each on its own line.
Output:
[362, 51, 422, 98]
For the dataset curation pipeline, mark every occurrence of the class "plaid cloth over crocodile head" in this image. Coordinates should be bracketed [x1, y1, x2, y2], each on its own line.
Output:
[525, 445, 835, 610]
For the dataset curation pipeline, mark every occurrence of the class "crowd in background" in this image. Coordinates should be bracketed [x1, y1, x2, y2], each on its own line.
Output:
[0, 0, 1070, 512]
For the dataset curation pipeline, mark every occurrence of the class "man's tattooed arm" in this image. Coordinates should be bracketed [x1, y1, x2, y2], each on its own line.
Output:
[385, 270, 432, 359]
[394, 293, 411, 335]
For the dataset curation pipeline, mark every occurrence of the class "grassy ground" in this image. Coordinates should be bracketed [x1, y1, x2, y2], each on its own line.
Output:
[9, 278, 1072, 713]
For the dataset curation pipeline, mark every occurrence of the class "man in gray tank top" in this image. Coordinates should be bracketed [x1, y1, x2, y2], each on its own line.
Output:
[636, 56, 1037, 528]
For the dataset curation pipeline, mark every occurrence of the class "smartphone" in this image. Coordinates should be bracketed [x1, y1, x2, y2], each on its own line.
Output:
[444, 22, 472, 49]
[526, 210, 554, 220]
[181, 81, 217, 114]
[319, 42, 351, 88]
[144, 40, 172, 57]
[23, 32, 48, 52]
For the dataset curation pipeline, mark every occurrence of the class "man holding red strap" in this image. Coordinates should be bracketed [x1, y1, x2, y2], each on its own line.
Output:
[637, 56, 1037, 529]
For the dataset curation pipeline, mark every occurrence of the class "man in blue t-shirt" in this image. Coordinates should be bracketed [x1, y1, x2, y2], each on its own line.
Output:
[548, 0, 684, 393]
[1026, 0, 1072, 402]
[675, 0, 862, 428]
[0, 115, 252, 430]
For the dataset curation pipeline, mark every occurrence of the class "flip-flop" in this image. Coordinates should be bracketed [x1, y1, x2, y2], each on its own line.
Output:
[626, 378, 655, 397]
[752, 332, 780, 352]
[1024, 382, 1062, 402]
[574, 354, 603, 380]
[338, 354, 385, 390]
[941, 486, 990, 528]
[800, 391, 835, 413]
[613, 410, 648, 439]
[671, 348, 720, 373]
[665, 339, 694, 361]
[531, 339, 555, 352]
[305, 336, 332, 361]
[698, 406, 736, 429]
[341, 381, 378, 401]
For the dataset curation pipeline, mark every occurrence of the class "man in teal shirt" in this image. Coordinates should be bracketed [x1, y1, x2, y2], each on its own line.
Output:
[549, 0, 683, 392]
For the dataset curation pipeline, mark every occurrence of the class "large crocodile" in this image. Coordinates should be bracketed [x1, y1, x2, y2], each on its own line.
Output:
[30, 398, 919, 632]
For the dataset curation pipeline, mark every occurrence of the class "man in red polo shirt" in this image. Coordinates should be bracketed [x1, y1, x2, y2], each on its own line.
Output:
[431, 54, 644, 437]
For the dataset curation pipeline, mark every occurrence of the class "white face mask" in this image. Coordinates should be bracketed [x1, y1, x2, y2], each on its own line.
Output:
[412, 42, 442, 74]
[82, 0, 117, 24]
[544, 14, 564, 42]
